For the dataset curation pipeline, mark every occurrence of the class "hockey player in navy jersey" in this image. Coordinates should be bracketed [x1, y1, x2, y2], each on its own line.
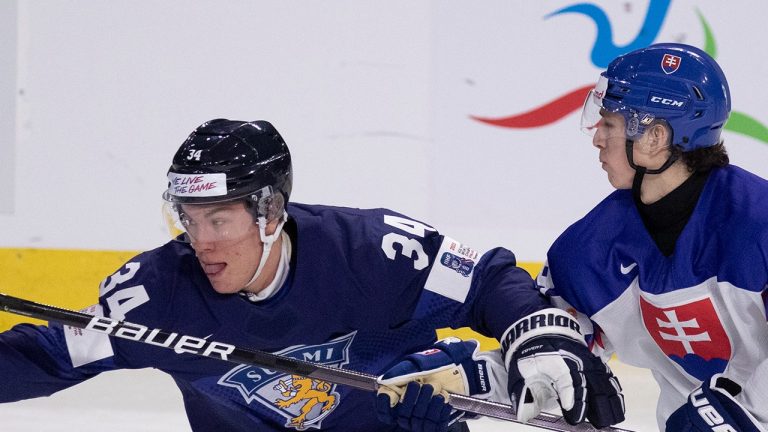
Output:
[539, 43, 768, 431]
[0, 119, 624, 431]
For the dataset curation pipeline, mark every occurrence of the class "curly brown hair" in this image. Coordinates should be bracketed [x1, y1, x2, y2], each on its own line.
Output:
[670, 142, 729, 173]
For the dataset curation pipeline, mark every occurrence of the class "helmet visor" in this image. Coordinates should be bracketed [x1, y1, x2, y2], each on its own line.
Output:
[580, 88, 605, 137]
[161, 200, 258, 244]
[580, 75, 656, 140]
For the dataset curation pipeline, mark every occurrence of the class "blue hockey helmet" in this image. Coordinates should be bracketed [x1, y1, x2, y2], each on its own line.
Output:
[162, 119, 292, 239]
[582, 43, 731, 151]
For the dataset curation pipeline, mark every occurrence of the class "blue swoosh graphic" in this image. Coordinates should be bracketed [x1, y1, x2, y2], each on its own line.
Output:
[546, 0, 671, 67]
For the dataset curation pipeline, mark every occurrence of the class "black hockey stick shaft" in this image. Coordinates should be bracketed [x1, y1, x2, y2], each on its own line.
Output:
[0, 293, 634, 432]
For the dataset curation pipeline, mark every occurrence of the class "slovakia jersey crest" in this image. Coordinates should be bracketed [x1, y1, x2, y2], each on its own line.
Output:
[661, 53, 682, 74]
[639, 296, 731, 380]
[218, 332, 356, 430]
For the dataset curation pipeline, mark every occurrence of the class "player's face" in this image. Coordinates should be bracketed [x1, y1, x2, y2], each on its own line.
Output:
[592, 110, 635, 189]
[181, 202, 266, 294]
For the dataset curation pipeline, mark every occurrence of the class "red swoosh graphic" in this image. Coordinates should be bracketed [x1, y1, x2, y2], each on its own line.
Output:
[471, 84, 593, 128]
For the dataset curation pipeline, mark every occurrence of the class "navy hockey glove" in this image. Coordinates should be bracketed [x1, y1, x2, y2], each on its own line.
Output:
[667, 374, 767, 432]
[502, 308, 625, 428]
[376, 338, 506, 432]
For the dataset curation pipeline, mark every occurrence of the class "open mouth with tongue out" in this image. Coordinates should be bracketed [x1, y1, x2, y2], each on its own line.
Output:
[202, 262, 227, 277]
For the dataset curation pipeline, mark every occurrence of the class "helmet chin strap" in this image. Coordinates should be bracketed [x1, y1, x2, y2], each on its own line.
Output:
[626, 138, 679, 200]
[243, 211, 288, 290]
[632, 164, 646, 201]
[625, 138, 679, 175]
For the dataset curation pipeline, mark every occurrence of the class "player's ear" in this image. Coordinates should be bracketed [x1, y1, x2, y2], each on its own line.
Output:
[643, 123, 671, 156]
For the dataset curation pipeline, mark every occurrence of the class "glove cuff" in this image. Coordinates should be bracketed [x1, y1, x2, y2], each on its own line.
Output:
[500, 308, 585, 365]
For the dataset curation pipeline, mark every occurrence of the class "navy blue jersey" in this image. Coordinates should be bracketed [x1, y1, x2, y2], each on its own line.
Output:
[0, 203, 545, 431]
[537, 165, 768, 428]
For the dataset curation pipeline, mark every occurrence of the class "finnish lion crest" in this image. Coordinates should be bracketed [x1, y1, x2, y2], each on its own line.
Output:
[273, 375, 337, 428]
[218, 332, 355, 430]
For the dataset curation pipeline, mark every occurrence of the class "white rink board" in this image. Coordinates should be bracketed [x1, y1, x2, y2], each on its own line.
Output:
[0, 360, 658, 431]
[1, 1, 767, 261]
[0, 3, 753, 431]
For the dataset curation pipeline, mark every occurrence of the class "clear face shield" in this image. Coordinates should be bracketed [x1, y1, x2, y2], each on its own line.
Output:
[161, 172, 275, 244]
[580, 75, 656, 142]
[162, 171, 290, 290]
[162, 200, 259, 244]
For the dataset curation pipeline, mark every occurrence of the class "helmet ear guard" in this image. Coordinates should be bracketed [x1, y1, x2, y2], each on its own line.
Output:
[245, 186, 286, 223]
[260, 193, 286, 222]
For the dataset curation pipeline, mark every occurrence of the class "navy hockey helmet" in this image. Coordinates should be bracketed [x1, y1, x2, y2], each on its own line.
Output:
[582, 43, 731, 151]
[162, 119, 292, 240]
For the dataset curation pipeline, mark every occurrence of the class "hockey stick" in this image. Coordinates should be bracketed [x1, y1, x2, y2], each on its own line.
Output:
[0, 293, 634, 432]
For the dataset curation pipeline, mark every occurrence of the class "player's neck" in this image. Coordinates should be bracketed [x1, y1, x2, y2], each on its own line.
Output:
[638, 162, 692, 205]
[242, 234, 285, 295]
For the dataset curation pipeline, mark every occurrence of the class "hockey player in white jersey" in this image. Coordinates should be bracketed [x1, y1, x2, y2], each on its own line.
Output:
[538, 42, 768, 431]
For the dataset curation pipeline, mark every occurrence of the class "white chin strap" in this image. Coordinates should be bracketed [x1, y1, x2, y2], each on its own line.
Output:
[244, 211, 288, 289]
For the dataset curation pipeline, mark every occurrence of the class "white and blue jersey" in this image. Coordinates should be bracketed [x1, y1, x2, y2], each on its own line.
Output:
[538, 165, 768, 429]
[0, 203, 546, 431]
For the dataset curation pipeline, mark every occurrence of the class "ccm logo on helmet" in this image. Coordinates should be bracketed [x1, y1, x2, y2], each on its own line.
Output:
[650, 95, 685, 108]
[689, 388, 737, 432]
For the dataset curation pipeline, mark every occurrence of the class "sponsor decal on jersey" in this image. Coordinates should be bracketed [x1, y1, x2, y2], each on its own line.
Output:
[639, 296, 731, 380]
[425, 236, 485, 302]
[440, 252, 474, 277]
[218, 332, 355, 430]
[446, 240, 479, 260]
[64, 304, 115, 367]
[619, 262, 638, 275]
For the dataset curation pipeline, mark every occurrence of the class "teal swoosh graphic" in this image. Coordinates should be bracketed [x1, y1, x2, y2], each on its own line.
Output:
[547, 0, 670, 67]
[472, 4, 768, 145]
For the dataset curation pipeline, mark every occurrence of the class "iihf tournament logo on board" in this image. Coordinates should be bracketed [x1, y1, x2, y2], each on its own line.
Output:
[471, 0, 768, 144]
[639, 296, 731, 380]
[218, 332, 356, 430]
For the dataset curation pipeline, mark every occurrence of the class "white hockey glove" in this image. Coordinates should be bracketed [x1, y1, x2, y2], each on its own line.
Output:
[376, 338, 507, 432]
[502, 308, 625, 428]
[666, 374, 768, 432]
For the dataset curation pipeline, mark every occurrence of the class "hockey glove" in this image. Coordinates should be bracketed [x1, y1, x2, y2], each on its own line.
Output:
[666, 374, 767, 432]
[502, 308, 625, 428]
[376, 337, 506, 432]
